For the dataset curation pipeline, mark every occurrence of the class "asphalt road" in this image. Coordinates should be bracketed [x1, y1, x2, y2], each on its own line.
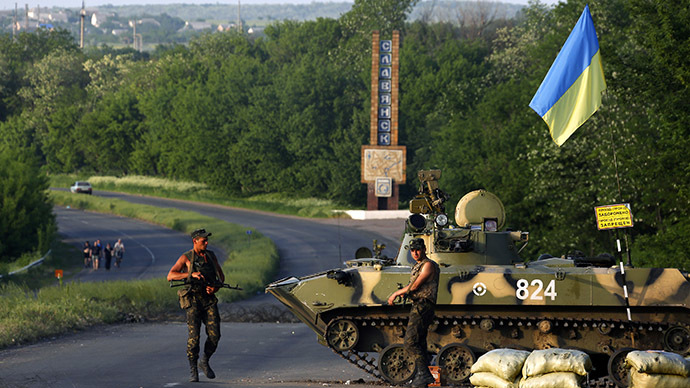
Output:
[0, 191, 406, 388]
[0, 322, 381, 388]
[54, 205, 192, 282]
[92, 190, 405, 279]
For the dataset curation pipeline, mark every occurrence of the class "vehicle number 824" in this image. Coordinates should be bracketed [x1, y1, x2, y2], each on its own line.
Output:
[515, 279, 557, 301]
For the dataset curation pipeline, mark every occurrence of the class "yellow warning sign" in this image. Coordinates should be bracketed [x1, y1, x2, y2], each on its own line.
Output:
[595, 204, 633, 230]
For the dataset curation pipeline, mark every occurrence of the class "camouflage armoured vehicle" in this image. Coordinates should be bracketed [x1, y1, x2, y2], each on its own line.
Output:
[266, 170, 690, 387]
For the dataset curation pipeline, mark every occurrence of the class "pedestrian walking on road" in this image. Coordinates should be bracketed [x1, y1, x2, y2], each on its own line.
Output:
[92, 239, 102, 269]
[386, 238, 439, 388]
[113, 238, 125, 268]
[104, 243, 113, 270]
[167, 228, 225, 382]
[83, 241, 92, 268]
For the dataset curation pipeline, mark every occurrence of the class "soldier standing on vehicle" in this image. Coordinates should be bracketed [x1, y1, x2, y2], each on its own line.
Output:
[167, 228, 225, 382]
[387, 238, 439, 388]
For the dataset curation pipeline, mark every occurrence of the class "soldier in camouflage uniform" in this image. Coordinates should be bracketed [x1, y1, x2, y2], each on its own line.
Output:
[387, 238, 440, 388]
[167, 228, 225, 382]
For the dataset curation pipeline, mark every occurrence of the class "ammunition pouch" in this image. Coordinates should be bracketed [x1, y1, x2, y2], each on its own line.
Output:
[178, 288, 192, 309]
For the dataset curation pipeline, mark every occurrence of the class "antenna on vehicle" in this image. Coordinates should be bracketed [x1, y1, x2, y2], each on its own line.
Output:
[237, 0, 242, 33]
[337, 213, 342, 265]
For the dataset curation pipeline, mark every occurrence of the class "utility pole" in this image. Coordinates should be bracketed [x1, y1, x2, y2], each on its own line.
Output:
[132, 20, 136, 50]
[130, 20, 142, 52]
[80, 0, 85, 48]
[13, 3, 17, 40]
[25, 3, 28, 31]
[237, 0, 242, 33]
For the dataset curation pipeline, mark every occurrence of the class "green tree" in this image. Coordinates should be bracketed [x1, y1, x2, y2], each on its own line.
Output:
[43, 104, 86, 172]
[0, 148, 55, 262]
[0, 29, 78, 121]
[71, 91, 143, 174]
[400, 21, 492, 197]
[83, 53, 137, 105]
[16, 47, 89, 165]
[613, 0, 690, 268]
[338, 0, 419, 73]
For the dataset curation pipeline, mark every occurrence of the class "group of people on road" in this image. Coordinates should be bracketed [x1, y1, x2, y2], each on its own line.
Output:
[83, 238, 125, 270]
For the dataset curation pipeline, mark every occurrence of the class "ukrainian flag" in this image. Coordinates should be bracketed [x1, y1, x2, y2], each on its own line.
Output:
[529, 5, 606, 146]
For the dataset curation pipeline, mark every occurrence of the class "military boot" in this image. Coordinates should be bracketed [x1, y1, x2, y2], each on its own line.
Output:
[189, 358, 199, 382]
[199, 355, 216, 379]
[409, 362, 434, 388]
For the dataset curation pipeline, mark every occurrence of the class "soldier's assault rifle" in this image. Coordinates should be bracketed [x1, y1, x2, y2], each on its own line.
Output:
[169, 278, 242, 290]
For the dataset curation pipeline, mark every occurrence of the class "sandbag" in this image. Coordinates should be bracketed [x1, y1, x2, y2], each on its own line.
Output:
[625, 350, 690, 377]
[629, 370, 690, 388]
[469, 372, 519, 388]
[471, 349, 531, 381]
[522, 348, 592, 378]
[519, 372, 583, 388]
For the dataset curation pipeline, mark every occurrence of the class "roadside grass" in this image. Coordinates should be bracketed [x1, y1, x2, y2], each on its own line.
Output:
[0, 240, 83, 289]
[0, 251, 44, 276]
[0, 191, 279, 349]
[51, 173, 349, 217]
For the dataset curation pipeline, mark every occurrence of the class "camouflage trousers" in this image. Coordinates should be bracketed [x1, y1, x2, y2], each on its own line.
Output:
[185, 293, 221, 362]
[404, 299, 435, 366]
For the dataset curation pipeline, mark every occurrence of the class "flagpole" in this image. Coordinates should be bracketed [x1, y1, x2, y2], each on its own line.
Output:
[603, 92, 636, 349]
[604, 92, 633, 266]
[607, 106, 623, 202]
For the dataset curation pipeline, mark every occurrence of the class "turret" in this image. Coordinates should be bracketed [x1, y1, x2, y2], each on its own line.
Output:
[398, 170, 528, 266]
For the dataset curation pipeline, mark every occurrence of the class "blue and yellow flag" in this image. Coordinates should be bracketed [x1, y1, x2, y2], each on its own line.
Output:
[529, 5, 606, 146]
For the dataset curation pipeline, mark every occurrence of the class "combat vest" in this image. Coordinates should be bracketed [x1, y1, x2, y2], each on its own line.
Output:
[183, 249, 220, 293]
[408, 257, 440, 304]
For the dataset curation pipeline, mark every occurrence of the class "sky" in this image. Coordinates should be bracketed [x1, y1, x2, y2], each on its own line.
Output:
[1, 0, 562, 11]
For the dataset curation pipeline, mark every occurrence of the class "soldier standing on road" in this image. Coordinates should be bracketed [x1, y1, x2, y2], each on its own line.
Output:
[167, 228, 225, 382]
[387, 238, 439, 388]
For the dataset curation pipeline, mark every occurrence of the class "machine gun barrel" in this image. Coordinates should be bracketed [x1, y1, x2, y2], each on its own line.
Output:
[169, 279, 242, 290]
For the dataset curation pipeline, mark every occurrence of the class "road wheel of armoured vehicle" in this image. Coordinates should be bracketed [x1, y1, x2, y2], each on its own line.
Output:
[326, 319, 359, 351]
[437, 343, 476, 385]
[378, 344, 415, 385]
[664, 326, 690, 353]
[608, 347, 634, 388]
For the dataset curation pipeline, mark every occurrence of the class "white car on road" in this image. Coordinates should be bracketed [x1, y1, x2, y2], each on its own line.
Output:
[69, 181, 92, 194]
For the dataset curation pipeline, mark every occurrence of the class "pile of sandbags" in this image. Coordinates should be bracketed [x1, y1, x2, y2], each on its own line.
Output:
[469, 348, 531, 388]
[625, 350, 690, 388]
[519, 348, 591, 388]
[469, 348, 591, 388]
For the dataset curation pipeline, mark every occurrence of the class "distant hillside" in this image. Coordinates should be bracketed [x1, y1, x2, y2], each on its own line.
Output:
[95, 2, 353, 25]
[0, 1, 525, 49]
[92, 1, 524, 26]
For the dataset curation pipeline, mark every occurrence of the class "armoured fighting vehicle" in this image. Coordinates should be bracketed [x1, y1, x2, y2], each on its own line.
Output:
[266, 170, 690, 387]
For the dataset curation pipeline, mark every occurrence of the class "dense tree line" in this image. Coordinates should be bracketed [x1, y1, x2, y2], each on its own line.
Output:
[0, 0, 687, 268]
